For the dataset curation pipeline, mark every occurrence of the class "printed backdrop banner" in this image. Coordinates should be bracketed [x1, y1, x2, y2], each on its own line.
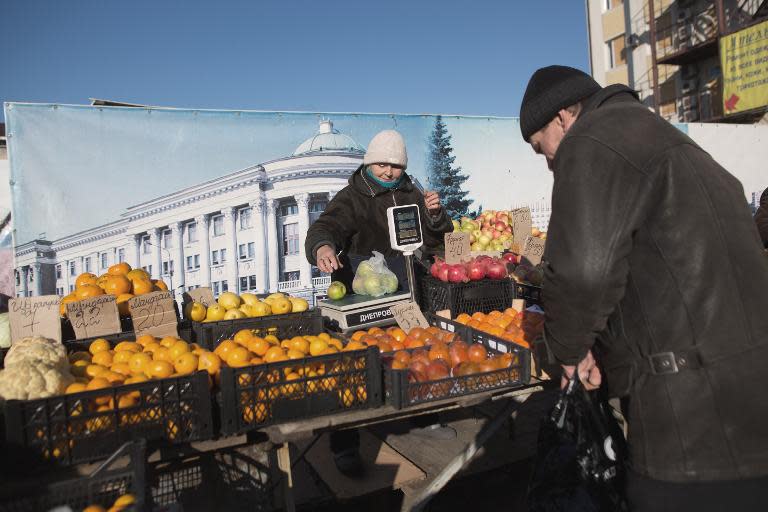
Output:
[4, 103, 767, 301]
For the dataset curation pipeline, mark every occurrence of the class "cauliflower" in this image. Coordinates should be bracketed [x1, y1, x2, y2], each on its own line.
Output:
[4, 336, 68, 371]
[0, 361, 74, 402]
[0, 313, 9, 349]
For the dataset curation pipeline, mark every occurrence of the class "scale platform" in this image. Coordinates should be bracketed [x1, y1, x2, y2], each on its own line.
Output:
[319, 291, 411, 332]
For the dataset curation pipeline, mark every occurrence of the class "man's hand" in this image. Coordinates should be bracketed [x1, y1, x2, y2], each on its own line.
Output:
[316, 245, 342, 273]
[424, 190, 441, 214]
[561, 350, 602, 390]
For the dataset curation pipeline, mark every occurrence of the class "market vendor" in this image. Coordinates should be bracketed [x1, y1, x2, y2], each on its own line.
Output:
[755, 187, 768, 247]
[304, 129, 454, 477]
[305, 129, 453, 291]
[520, 65, 768, 510]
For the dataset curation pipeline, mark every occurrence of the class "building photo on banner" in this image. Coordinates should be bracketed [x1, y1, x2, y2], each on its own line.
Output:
[5, 102, 767, 304]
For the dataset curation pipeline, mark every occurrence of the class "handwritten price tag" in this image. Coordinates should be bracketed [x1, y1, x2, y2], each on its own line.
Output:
[444, 232, 471, 264]
[183, 287, 215, 307]
[66, 295, 121, 340]
[9, 296, 62, 342]
[129, 291, 179, 338]
[511, 207, 532, 247]
[522, 236, 546, 266]
[389, 301, 430, 331]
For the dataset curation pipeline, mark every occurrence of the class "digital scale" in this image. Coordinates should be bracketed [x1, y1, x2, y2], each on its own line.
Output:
[319, 204, 423, 332]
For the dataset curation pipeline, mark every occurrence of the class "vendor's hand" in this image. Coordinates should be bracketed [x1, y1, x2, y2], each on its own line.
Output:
[424, 190, 442, 214]
[561, 350, 602, 391]
[316, 245, 342, 273]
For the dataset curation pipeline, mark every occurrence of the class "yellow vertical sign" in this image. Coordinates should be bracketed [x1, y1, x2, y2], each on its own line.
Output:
[720, 20, 768, 115]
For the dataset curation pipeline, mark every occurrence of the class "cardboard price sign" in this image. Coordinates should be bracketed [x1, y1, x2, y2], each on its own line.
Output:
[66, 295, 121, 340]
[183, 287, 215, 307]
[511, 207, 532, 246]
[9, 296, 62, 342]
[389, 301, 430, 331]
[128, 291, 179, 338]
[444, 232, 471, 264]
[522, 236, 546, 266]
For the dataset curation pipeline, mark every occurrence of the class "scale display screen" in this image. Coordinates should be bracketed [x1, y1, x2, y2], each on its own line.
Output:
[387, 205, 423, 253]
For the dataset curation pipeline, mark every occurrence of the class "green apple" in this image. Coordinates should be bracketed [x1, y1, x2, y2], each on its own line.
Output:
[327, 281, 347, 300]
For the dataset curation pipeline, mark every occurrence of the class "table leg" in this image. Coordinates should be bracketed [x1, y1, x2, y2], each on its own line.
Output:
[276, 442, 296, 512]
[404, 396, 527, 512]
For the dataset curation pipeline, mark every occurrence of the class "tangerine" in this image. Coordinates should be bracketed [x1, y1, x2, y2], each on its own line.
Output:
[89, 338, 111, 355]
[174, 352, 199, 375]
[108, 262, 132, 276]
[214, 340, 238, 359]
[131, 278, 154, 295]
[289, 336, 310, 354]
[147, 360, 174, 379]
[128, 352, 152, 375]
[114, 341, 141, 353]
[75, 272, 99, 288]
[91, 351, 114, 367]
[198, 352, 222, 375]
[152, 279, 168, 291]
[168, 340, 191, 359]
[247, 337, 270, 356]
[136, 334, 157, 346]
[111, 363, 132, 376]
[66, 382, 88, 394]
[76, 284, 105, 300]
[233, 329, 254, 346]
[226, 346, 252, 368]
[264, 346, 287, 363]
[59, 293, 78, 317]
[116, 293, 135, 315]
[104, 275, 132, 295]
[160, 336, 179, 348]
[309, 339, 329, 356]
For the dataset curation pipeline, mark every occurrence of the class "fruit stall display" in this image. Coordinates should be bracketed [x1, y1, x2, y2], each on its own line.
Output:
[375, 316, 530, 409]
[0, 440, 145, 512]
[452, 209, 547, 253]
[453, 307, 543, 350]
[1, 334, 213, 466]
[216, 313, 382, 434]
[183, 291, 312, 346]
[420, 255, 515, 317]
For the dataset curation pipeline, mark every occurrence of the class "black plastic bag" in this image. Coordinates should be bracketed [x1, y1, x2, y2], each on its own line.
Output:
[527, 373, 628, 512]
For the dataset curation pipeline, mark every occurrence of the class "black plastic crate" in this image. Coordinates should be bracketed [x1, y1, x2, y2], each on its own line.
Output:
[0, 440, 146, 512]
[513, 281, 543, 307]
[3, 371, 213, 467]
[419, 276, 514, 318]
[220, 345, 383, 434]
[185, 310, 322, 349]
[383, 314, 530, 409]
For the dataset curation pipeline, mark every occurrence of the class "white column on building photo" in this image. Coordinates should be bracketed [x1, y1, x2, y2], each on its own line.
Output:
[250, 195, 267, 293]
[171, 221, 185, 292]
[132, 233, 142, 269]
[222, 206, 239, 294]
[266, 199, 280, 292]
[150, 228, 162, 279]
[196, 214, 211, 288]
[33, 262, 42, 296]
[21, 266, 29, 297]
[295, 193, 313, 289]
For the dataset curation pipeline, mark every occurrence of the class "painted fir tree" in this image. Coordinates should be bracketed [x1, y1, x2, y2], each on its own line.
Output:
[426, 116, 474, 219]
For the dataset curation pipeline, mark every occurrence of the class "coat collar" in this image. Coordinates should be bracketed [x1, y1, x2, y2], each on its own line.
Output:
[349, 164, 414, 197]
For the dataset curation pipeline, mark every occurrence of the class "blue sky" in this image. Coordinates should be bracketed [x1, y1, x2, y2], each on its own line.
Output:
[1, 0, 590, 121]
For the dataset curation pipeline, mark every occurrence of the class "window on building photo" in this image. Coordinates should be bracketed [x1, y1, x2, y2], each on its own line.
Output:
[15, 271, 19, 285]
[101, 253, 108, 269]
[607, 35, 626, 68]
[194, 254, 200, 268]
[239, 277, 248, 292]
[239, 242, 255, 260]
[213, 215, 224, 236]
[187, 222, 197, 243]
[212, 282, 219, 295]
[211, 250, 220, 265]
[282, 271, 300, 282]
[142, 235, 151, 254]
[280, 204, 298, 217]
[69, 261, 76, 276]
[56, 264, 62, 279]
[187, 255, 200, 270]
[239, 207, 252, 230]
[163, 229, 172, 249]
[163, 261, 174, 275]
[249, 275, 257, 289]
[69, 284, 74, 292]
[29, 268, 34, 282]
[84, 257, 92, 273]
[283, 223, 299, 255]
[221, 280, 228, 292]
[118, 248, 125, 263]
[309, 201, 327, 213]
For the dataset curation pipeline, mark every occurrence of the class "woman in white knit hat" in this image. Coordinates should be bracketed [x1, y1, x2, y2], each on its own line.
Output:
[305, 129, 455, 477]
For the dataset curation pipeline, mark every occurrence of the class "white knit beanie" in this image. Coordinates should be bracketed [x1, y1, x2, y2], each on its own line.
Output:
[363, 130, 408, 169]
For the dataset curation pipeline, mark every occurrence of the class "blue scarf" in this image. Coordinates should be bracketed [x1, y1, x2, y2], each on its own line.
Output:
[366, 166, 403, 189]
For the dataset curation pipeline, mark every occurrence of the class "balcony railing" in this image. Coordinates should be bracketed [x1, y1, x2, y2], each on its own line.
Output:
[675, 84, 723, 122]
[311, 276, 331, 288]
[277, 280, 304, 292]
[654, 4, 718, 65]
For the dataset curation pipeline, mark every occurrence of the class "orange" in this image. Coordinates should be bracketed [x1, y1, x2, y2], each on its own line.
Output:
[102, 371, 125, 384]
[471, 312, 486, 322]
[91, 351, 114, 367]
[108, 262, 132, 276]
[112, 351, 132, 366]
[214, 340, 238, 360]
[147, 360, 174, 379]
[286, 348, 305, 360]
[115, 395, 138, 409]
[309, 339, 329, 356]
[455, 313, 472, 325]
[104, 275, 132, 296]
[264, 346, 287, 363]
[142, 342, 162, 354]
[174, 352, 199, 375]
[247, 337, 270, 357]
[110, 363, 132, 376]
[264, 334, 280, 345]
[136, 334, 157, 346]
[226, 346, 252, 368]
[96, 274, 110, 290]
[160, 336, 179, 348]
[168, 340, 191, 359]
[124, 375, 148, 384]
[113, 494, 136, 508]
[388, 327, 407, 343]
[83, 506, 107, 512]
[328, 338, 343, 351]
[152, 347, 171, 362]
[198, 352, 222, 376]
[76, 284, 105, 300]
[131, 278, 154, 295]
[89, 338, 111, 355]
[125, 268, 150, 282]
[152, 279, 169, 291]
[114, 341, 141, 353]
[289, 336, 310, 355]
[59, 293, 78, 317]
[233, 329, 254, 346]
[86, 376, 111, 392]
[75, 272, 99, 288]
[65, 382, 88, 394]
[343, 340, 366, 351]
[128, 352, 152, 375]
